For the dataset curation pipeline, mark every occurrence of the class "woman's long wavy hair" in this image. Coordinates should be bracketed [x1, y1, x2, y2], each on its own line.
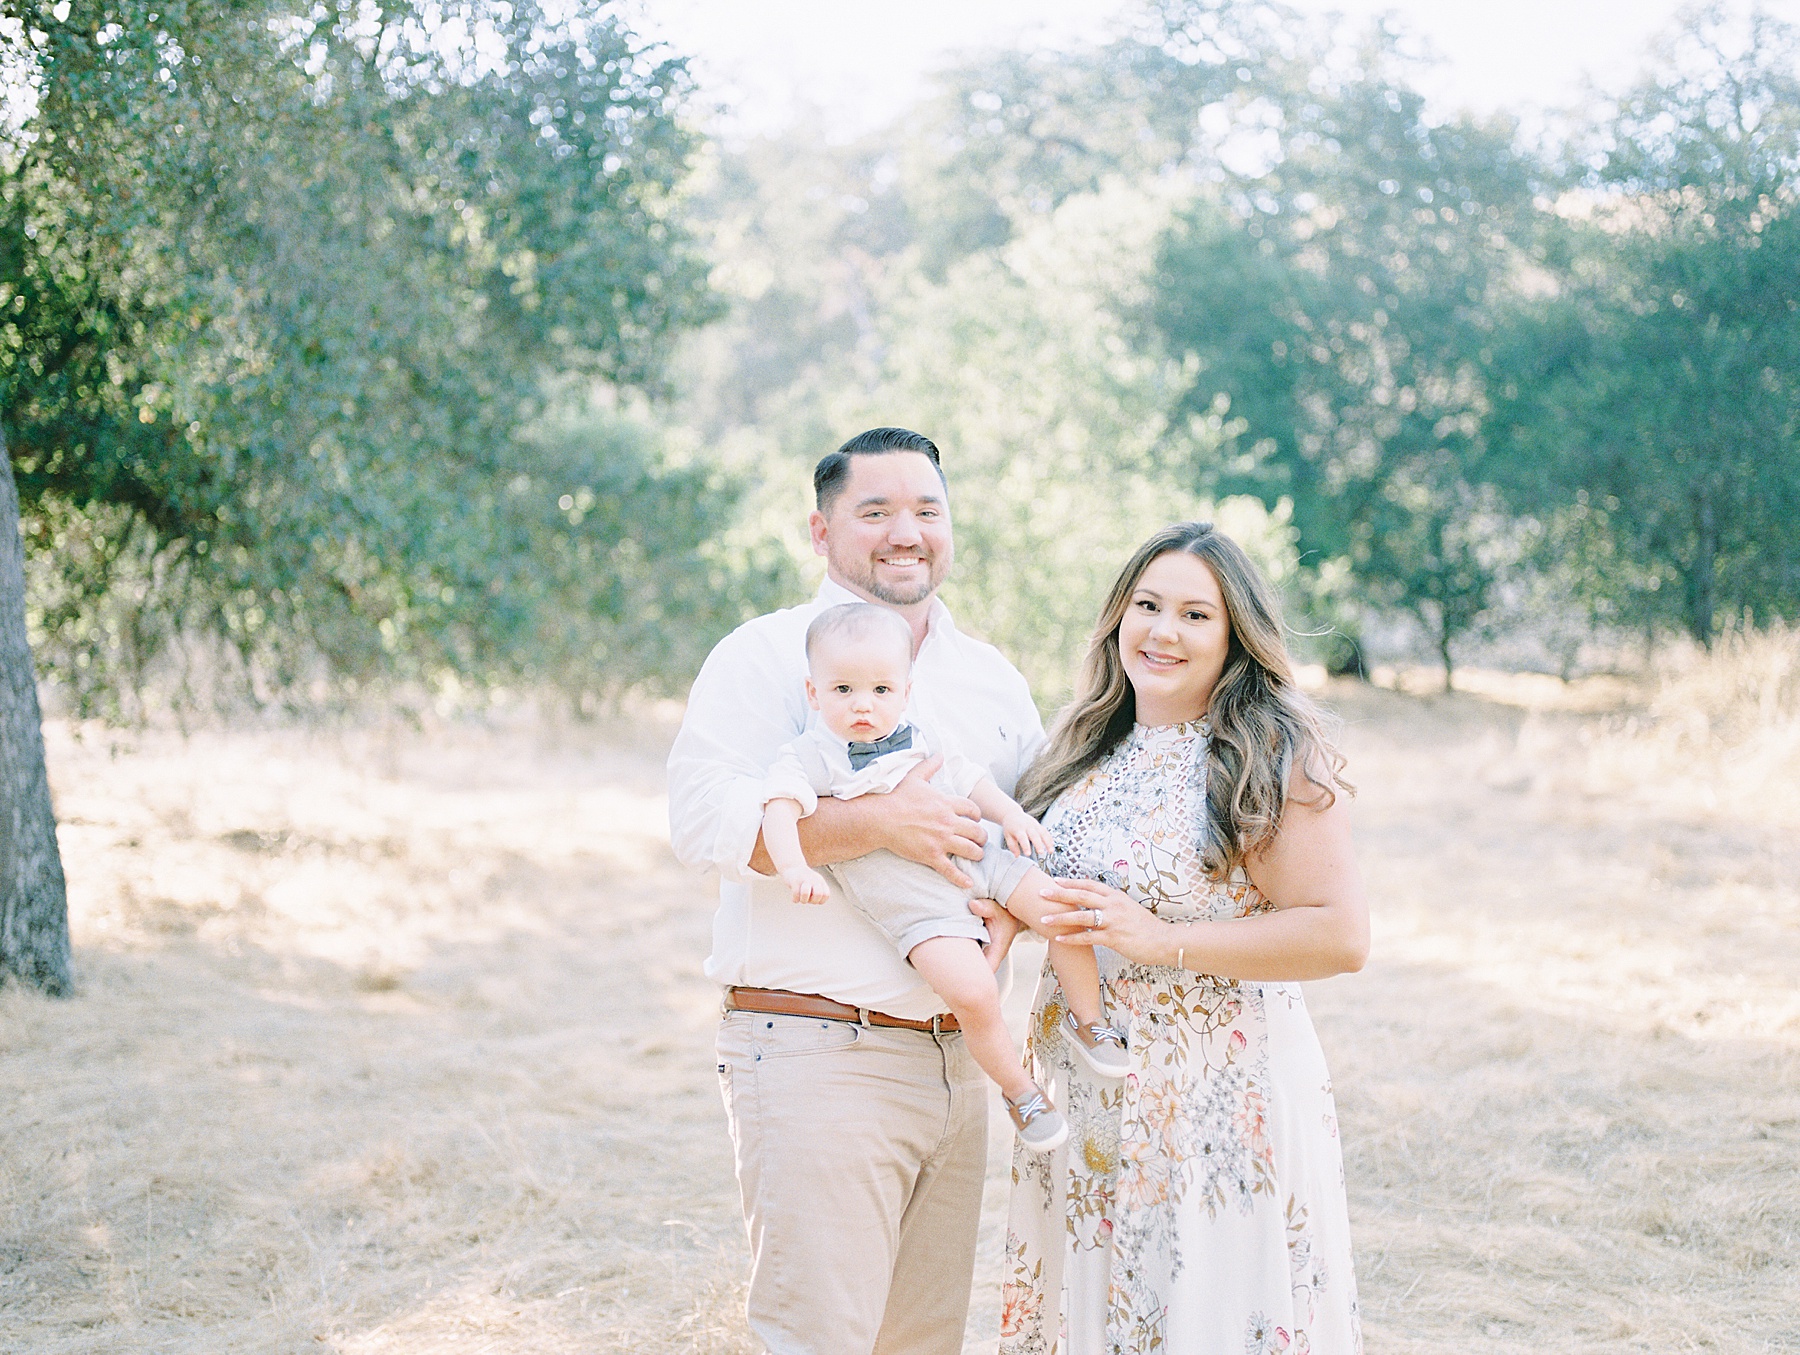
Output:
[1016, 522, 1350, 877]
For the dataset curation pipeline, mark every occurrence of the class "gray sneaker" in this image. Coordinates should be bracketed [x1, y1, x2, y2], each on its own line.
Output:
[1006, 1084, 1069, 1154]
[1062, 1009, 1130, 1080]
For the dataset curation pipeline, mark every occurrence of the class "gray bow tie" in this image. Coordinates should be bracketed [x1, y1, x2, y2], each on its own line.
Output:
[847, 723, 914, 771]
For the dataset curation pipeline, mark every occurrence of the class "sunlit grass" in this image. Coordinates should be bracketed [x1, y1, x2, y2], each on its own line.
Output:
[3, 656, 1795, 1352]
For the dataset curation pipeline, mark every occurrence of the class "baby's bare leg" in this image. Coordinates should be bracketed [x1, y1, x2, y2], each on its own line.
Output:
[907, 937, 1034, 1102]
[1001, 867, 1109, 1029]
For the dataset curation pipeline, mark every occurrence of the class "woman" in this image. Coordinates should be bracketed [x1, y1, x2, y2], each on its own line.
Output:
[1000, 521, 1368, 1355]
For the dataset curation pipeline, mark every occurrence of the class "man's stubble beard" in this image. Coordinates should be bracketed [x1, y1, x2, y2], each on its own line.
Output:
[833, 550, 947, 609]
[863, 575, 936, 607]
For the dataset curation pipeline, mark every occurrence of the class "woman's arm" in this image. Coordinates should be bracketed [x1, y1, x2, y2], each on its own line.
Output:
[1037, 775, 1369, 982]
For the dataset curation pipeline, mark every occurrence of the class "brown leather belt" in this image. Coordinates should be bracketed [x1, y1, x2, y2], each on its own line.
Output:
[724, 986, 961, 1034]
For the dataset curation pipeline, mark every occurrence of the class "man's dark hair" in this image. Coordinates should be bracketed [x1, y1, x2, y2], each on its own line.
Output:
[813, 427, 946, 513]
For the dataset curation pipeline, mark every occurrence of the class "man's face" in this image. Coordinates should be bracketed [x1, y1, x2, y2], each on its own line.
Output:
[809, 452, 952, 608]
[805, 634, 913, 744]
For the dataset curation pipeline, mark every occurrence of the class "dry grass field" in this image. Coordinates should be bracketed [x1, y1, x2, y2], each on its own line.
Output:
[3, 655, 1797, 1353]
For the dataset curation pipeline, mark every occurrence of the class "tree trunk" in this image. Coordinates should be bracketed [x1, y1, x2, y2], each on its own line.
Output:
[1325, 633, 1369, 681]
[1689, 480, 1717, 648]
[0, 429, 72, 996]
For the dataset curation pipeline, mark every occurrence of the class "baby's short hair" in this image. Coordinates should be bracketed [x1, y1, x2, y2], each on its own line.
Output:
[804, 603, 913, 667]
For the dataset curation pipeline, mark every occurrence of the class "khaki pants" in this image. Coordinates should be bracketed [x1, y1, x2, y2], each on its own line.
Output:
[715, 1011, 987, 1355]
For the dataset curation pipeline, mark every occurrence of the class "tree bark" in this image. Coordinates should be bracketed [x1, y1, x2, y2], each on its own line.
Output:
[0, 427, 72, 996]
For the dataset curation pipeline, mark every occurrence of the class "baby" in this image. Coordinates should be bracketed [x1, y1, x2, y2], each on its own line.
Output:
[760, 602, 1128, 1152]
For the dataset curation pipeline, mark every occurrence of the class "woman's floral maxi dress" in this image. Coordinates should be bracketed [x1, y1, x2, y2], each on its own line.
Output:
[1001, 721, 1362, 1355]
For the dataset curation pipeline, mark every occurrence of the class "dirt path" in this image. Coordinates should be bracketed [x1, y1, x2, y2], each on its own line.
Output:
[2, 688, 1795, 1353]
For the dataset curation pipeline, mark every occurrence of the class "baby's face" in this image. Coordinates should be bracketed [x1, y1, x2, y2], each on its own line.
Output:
[806, 635, 912, 744]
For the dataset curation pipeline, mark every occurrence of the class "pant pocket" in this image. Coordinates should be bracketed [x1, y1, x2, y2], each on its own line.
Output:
[747, 1015, 864, 1062]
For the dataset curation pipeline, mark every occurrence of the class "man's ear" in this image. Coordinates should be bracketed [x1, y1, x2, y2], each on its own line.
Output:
[804, 677, 821, 710]
[808, 509, 829, 558]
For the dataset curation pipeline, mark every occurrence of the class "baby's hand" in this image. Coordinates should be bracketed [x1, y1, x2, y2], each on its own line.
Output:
[1002, 808, 1054, 860]
[783, 866, 832, 905]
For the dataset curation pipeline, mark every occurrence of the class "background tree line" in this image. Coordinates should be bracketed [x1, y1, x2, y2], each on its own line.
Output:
[668, 0, 1800, 688]
[4, 0, 1799, 988]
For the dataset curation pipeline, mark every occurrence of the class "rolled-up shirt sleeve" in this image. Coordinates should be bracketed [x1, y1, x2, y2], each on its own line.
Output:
[759, 744, 820, 818]
[936, 745, 991, 799]
[667, 623, 810, 883]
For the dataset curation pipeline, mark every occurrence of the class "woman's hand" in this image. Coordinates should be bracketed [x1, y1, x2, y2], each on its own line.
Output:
[1035, 877, 1174, 966]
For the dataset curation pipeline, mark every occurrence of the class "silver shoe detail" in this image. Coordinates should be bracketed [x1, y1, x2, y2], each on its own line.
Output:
[1006, 1085, 1069, 1153]
[1062, 1009, 1130, 1080]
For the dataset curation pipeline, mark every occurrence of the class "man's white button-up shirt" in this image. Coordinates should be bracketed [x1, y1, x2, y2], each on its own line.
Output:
[666, 576, 1047, 1019]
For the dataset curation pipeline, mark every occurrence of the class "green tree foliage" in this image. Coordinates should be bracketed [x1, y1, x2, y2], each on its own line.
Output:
[671, 24, 1240, 453]
[858, 183, 1298, 701]
[1486, 5, 1800, 646]
[2, 0, 758, 711]
[662, 0, 1800, 691]
[1149, 29, 1544, 682]
[663, 29, 1300, 703]
[702, 0, 1800, 682]
[894, 35, 1233, 280]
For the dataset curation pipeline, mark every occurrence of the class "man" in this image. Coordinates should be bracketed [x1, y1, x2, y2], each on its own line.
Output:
[667, 427, 1046, 1354]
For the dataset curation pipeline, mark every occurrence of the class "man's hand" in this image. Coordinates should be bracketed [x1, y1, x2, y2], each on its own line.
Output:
[748, 754, 987, 886]
[882, 755, 986, 890]
[968, 896, 1022, 971]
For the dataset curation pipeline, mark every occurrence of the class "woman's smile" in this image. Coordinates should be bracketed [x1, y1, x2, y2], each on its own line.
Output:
[1136, 650, 1186, 670]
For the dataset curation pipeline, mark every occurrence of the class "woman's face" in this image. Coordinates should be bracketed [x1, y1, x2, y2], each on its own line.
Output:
[1117, 550, 1233, 726]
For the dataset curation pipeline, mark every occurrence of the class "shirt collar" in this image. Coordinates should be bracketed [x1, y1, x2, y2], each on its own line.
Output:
[813, 577, 956, 652]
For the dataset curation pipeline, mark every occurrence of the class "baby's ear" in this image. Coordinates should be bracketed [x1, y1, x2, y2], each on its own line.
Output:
[804, 677, 820, 709]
